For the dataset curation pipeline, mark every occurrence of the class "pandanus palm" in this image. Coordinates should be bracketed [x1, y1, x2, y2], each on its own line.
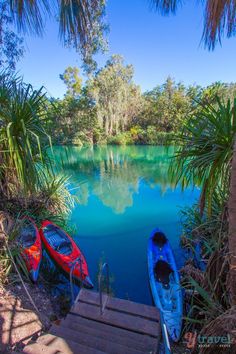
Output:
[0, 72, 73, 219]
[172, 98, 236, 215]
[172, 98, 236, 306]
[0, 71, 51, 196]
[228, 141, 236, 305]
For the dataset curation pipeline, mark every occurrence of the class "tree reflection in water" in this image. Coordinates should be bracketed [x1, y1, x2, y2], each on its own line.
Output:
[53, 145, 177, 214]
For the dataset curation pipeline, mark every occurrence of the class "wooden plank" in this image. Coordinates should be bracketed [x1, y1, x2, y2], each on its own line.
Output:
[77, 289, 159, 321]
[107, 297, 159, 321]
[61, 316, 157, 352]
[71, 302, 159, 337]
[63, 340, 107, 354]
[76, 289, 108, 307]
[63, 314, 158, 346]
[51, 325, 152, 354]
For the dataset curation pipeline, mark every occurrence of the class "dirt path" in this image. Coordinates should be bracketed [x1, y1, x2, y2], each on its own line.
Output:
[0, 284, 56, 353]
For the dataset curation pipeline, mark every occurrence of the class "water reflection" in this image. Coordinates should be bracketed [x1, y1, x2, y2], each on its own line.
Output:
[52, 145, 198, 304]
[54, 145, 176, 214]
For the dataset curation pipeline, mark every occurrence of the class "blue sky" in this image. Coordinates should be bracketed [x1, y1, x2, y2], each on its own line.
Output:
[16, 0, 236, 98]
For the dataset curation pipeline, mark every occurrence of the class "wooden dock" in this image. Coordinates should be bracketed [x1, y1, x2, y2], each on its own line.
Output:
[23, 289, 161, 354]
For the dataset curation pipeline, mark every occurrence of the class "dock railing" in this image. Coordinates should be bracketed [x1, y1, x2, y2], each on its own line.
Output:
[98, 262, 110, 315]
[70, 257, 83, 303]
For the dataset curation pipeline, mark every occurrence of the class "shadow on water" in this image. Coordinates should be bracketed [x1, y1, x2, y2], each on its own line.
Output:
[50, 145, 199, 305]
[39, 250, 77, 310]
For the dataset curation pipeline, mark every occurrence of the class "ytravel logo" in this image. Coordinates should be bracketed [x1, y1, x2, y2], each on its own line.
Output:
[184, 332, 235, 350]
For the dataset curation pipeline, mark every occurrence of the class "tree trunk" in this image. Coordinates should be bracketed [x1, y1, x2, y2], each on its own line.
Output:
[228, 139, 236, 306]
[109, 119, 113, 135]
[104, 118, 109, 136]
[115, 119, 119, 135]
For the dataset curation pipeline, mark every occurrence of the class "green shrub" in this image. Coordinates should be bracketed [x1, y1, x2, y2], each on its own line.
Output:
[106, 128, 177, 145]
[129, 125, 176, 145]
[154, 131, 176, 145]
[93, 127, 107, 145]
[129, 125, 146, 144]
[145, 126, 157, 144]
[72, 131, 93, 146]
[107, 132, 132, 145]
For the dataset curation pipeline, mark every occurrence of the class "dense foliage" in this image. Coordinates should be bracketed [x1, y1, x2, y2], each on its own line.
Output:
[48, 57, 236, 146]
[0, 71, 75, 289]
[0, 71, 73, 216]
[173, 98, 236, 214]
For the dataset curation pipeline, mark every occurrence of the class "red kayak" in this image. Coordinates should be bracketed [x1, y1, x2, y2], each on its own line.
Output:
[40, 220, 93, 288]
[18, 217, 42, 282]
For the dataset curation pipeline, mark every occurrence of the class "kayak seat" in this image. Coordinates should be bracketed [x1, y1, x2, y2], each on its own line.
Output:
[43, 226, 72, 255]
[56, 241, 72, 255]
[154, 260, 173, 289]
[152, 231, 167, 248]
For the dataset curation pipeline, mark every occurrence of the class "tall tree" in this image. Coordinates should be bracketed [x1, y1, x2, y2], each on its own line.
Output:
[60, 67, 82, 98]
[141, 78, 193, 132]
[89, 55, 142, 135]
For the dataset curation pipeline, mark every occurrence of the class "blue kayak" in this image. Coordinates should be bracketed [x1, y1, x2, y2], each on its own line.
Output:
[147, 228, 183, 342]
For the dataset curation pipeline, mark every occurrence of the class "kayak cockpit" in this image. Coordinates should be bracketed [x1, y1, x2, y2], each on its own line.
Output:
[154, 260, 182, 313]
[19, 224, 37, 248]
[154, 259, 173, 289]
[43, 224, 73, 256]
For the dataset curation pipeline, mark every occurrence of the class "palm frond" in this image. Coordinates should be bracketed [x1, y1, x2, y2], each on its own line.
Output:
[58, 0, 107, 58]
[59, 0, 90, 47]
[170, 97, 236, 215]
[151, 0, 181, 14]
[203, 0, 236, 49]
[152, 0, 236, 49]
[9, 0, 51, 35]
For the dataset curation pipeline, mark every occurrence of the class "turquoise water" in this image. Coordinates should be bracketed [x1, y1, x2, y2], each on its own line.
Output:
[54, 145, 198, 305]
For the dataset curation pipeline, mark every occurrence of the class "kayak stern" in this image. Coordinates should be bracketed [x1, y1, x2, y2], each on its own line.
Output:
[83, 275, 94, 289]
[29, 267, 40, 283]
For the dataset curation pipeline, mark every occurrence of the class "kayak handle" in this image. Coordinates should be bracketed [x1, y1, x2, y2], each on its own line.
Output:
[160, 312, 172, 354]
[98, 262, 110, 315]
[70, 257, 83, 303]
